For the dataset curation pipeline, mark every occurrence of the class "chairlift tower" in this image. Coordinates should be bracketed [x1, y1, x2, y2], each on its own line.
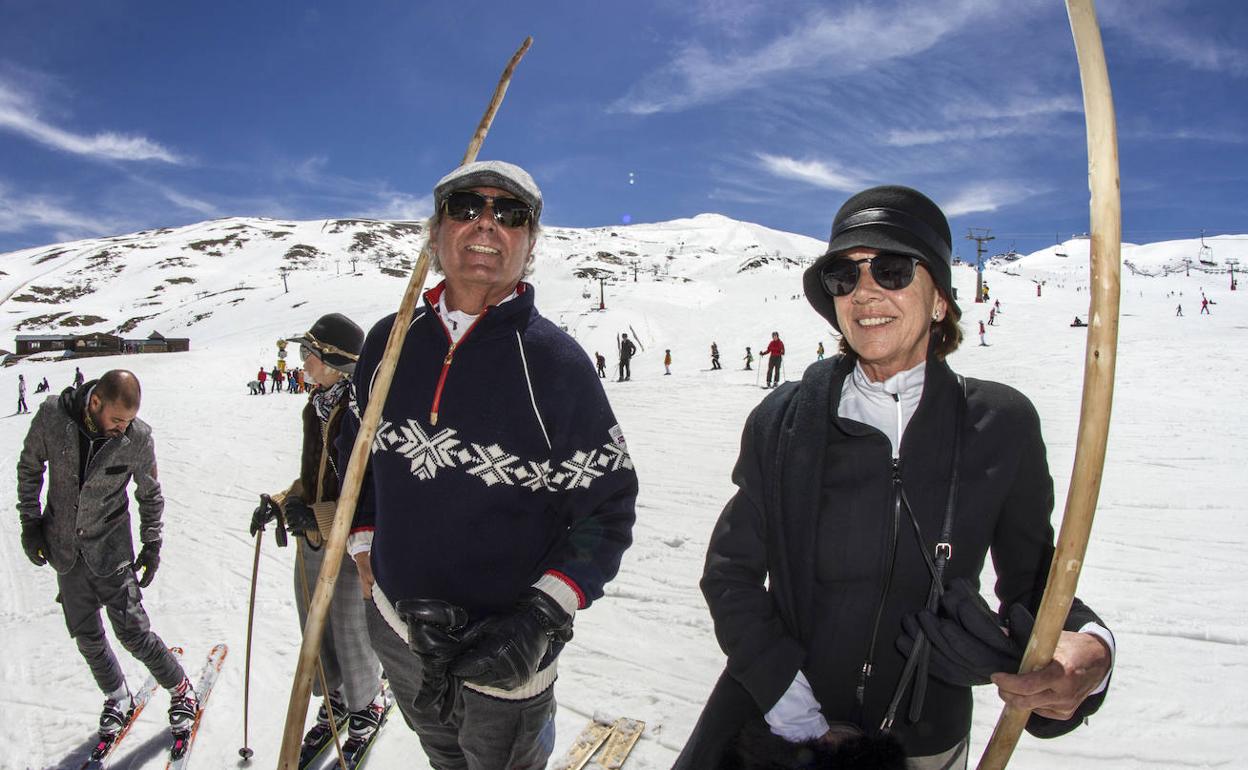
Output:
[1227, 258, 1239, 291]
[966, 228, 994, 303]
[597, 275, 611, 310]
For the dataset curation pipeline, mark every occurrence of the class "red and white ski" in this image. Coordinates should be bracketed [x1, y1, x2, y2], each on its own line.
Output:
[165, 643, 228, 769]
[80, 646, 184, 769]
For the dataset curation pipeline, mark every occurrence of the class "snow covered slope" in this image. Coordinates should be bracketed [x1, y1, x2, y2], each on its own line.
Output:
[1, 219, 1245, 768]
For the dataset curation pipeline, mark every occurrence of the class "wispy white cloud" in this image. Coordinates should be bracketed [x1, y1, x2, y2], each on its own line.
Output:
[0, 78, 183, 164]
[157, 186, 219, 217]
[957, 95, 1083, 122]
[359, 192, 432, 221]
[941, 181, 1043, 217]
[686, 0, 773, 39]
[887, 95, 1082, 146]
[0, 182, 120, 237]
[283, 154, 431, 220]
[755, 153, 867, 191]
[1099, 1, 1248, 77]
[610, 0, 994, 115]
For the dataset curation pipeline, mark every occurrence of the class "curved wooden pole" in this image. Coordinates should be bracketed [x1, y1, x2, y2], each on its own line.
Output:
[277, 36, 534, 769]
[976, 1, 1120, 767]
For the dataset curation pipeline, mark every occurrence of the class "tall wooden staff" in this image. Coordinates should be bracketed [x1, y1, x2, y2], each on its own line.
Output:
[976, 1, 1120, 767]
[277, 36, 533, 769]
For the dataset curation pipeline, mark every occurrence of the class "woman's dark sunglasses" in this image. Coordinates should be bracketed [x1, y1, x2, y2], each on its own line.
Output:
[821, 253, 921, 297]
[442, 190, 534, 229]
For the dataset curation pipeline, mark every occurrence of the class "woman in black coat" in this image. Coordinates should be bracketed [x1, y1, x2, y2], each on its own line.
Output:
[677, 186, 1113, 769]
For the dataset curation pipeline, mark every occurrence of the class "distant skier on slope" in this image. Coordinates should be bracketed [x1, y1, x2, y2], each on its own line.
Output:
[16, 370, 198, 747]
[979, 319, 988, 346]
[664, 349, 672, 375]
[816, 341, 825, 360]
[595, 352, 607, 378]
[17, 373, 29, 413]
[710, 342, 721, 370]
[619, 333, 637, 381]
[743, 347, 753, 370]
[761, 331, 785, 388]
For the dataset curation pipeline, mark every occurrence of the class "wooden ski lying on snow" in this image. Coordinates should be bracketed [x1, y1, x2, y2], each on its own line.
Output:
[552, 717, 645, 770]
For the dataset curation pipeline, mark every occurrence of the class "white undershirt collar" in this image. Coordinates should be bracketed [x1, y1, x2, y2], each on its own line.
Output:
[435, 287, 518, 344]
[838, 359, 926, 457]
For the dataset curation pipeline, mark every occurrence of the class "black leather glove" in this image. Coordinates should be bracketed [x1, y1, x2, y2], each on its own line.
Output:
[250, 494, 280, 535]
[283, 497, 318, 535]
[898, 578, 1033, 687]
[394, 598, 469, 724]
[20, 519, 49, 567]
[132, 540, 161, 588]
[450, 588, 573, 691]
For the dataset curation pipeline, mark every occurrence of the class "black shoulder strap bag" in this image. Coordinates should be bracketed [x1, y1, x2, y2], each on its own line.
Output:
[880, 374, 967, 732]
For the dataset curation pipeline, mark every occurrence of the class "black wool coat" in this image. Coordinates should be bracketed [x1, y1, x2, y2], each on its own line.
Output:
[676, 353, 1108, 766]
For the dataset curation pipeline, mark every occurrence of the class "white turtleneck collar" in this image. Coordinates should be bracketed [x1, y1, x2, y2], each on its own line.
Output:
[435, 287, 518, 345]
[838, 359, 927, 458]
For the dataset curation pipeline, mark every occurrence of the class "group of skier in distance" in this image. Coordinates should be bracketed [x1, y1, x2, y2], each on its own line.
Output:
[592, 331, 811, 389]
[15, 160, 1114, 769]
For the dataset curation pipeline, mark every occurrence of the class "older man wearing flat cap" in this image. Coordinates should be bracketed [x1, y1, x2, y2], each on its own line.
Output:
[341, 161, 638, 768]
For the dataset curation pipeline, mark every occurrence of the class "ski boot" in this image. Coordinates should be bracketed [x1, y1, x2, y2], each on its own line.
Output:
[89, 688, 134, 760]
[298, 691, 347, 766]
[346, 694, 387, 743]
[168, 676, 200, 733]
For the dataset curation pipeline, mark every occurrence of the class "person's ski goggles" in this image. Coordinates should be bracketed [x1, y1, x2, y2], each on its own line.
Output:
[820, 253, 922, 297]
[441, 190, 534, 229]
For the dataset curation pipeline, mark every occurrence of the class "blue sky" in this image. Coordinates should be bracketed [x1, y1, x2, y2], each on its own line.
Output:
[1, 0, 1245, 256]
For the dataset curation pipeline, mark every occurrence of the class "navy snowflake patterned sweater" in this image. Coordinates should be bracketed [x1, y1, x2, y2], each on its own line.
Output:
[340, 282, 638, 620]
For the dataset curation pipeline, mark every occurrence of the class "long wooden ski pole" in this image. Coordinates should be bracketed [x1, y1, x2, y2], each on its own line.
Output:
[237, 530, 262, 761]
[277, 36, 533, 769]
[976, 1, 1120, 767]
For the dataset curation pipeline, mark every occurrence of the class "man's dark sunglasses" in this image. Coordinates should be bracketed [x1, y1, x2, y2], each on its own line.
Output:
[442, 190, 534, 229]
[821, 253, 921, 297]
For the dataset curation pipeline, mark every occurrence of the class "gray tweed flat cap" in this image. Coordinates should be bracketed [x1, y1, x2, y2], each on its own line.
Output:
[433, 160, 543, 222]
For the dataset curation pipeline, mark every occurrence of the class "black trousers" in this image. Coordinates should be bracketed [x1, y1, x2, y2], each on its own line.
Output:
[57, 558, 185, 694]
[766, 355, 783, 385]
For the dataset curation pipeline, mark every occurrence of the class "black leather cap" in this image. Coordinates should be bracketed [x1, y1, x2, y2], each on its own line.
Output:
[804, 185, 959, 331]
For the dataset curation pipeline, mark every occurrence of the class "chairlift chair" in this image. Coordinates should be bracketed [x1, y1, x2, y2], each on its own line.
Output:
[1197, 230, 1216, 266]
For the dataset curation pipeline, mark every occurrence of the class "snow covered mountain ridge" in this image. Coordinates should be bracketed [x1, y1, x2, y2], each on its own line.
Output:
[1, 213, 1244, 350]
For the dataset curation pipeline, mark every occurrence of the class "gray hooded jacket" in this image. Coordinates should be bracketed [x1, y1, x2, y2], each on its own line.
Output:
[16, 384, 163, 577]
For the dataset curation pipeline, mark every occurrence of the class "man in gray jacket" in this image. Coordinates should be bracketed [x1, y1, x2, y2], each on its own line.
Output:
[16, 369, 196, 746]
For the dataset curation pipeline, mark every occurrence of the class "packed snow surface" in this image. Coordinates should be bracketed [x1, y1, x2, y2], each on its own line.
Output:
[1, 218, 1245, 768]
